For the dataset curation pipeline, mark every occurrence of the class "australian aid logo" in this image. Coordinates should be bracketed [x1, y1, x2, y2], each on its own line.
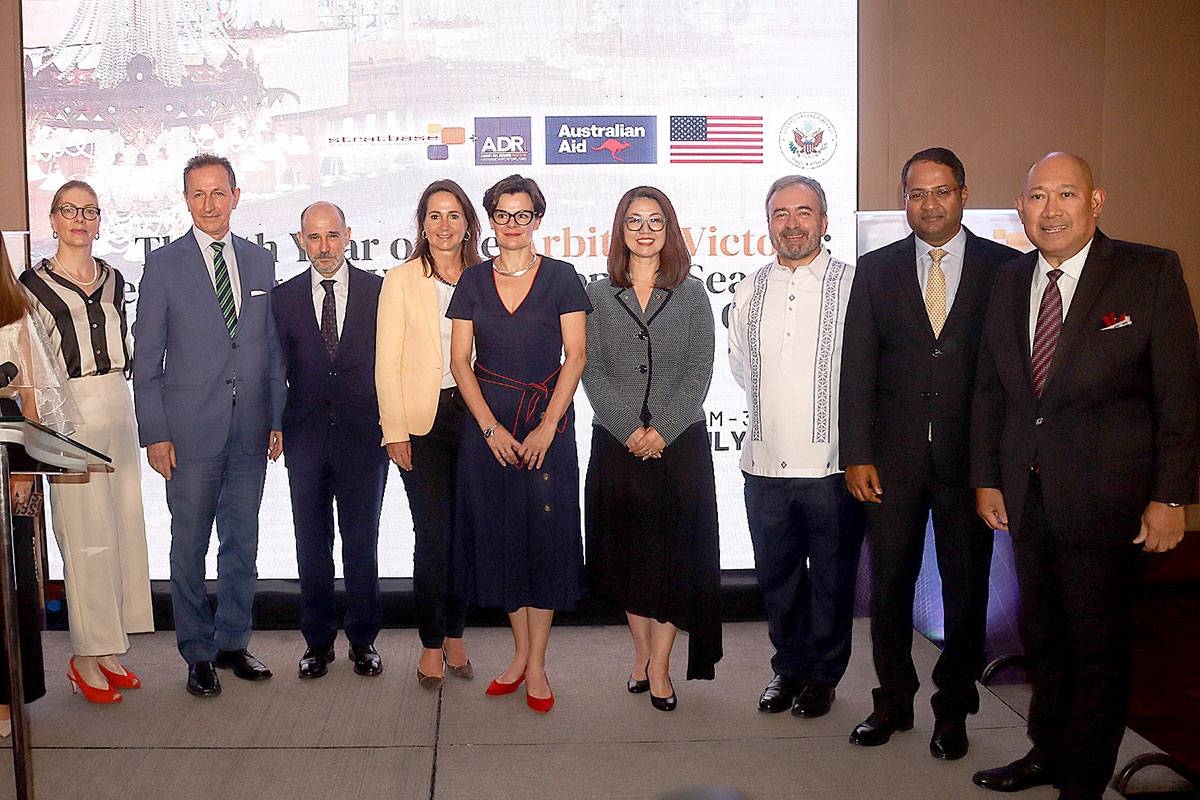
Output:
[475, 117, 532, 166]
[545, 116, 656, 165]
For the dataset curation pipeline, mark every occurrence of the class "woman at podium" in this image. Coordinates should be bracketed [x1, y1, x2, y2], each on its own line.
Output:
[0, 240, 76, 733]
[19, 180, 154, 704]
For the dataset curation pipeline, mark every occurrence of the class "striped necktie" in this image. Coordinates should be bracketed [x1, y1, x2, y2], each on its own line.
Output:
[925, 248, 948, 337]
[211, 241, 237, 338]
[320, 279, 338, 360]
[1031, 269, 1064, 397]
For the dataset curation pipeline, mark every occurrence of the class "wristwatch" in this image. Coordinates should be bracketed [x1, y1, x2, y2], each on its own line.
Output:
[483, 423, 498, 439]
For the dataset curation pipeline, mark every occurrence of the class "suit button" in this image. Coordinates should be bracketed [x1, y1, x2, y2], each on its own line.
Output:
[328, 370, 336, 377]
[638, 365, 647, 374]
[543, 504, 552, 513]
[920, 392, 930, 399]
[1035, 417, 1044, 426]
[542, 473, 550, 481]
[225, 379, 232, 385]
[932, 349, 943, 358]
[637, 332, 647, 340]
[232, 342, 238, 349]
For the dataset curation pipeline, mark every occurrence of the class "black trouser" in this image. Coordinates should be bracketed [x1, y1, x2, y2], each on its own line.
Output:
[399, 388, 469, 649]
[1015, 472, 1138, 800]
[289, 435, 387, 650]
[743, 472, 865, 685]
[0, 512, 46, 705]
[865, 447, 994, 719]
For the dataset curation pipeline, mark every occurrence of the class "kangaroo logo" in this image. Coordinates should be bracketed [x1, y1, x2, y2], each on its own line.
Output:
[591, 139, 632, 161]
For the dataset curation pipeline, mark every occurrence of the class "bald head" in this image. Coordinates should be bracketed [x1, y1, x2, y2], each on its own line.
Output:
[1024, 152, 1095, 194]
[299, 201, 351, 277]
[1016, 151, 1105, 266]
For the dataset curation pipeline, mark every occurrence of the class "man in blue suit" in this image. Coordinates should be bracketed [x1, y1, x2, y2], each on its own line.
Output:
[271, 201, 388, 679]
[134, 154, 286, 697]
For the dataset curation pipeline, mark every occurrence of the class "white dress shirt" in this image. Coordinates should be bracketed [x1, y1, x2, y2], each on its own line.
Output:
[193, 227, 242, 314]
[434, 278, 456, 389]
[309, 263, 348, 337]
[915, 226, 967, 311]
[728, 249, 856, 478]
[1028, 238, 1093, 354]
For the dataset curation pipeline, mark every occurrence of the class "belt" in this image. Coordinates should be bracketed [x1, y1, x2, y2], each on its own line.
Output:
[475, 362, 566, 438]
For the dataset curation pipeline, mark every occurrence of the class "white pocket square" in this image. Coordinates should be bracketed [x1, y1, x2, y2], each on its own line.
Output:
[1101, 318, 1132, 331]
[250, 289, 268, 297]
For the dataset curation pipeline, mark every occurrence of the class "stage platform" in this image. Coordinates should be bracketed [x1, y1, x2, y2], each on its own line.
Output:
[1, 621, 1188, 799]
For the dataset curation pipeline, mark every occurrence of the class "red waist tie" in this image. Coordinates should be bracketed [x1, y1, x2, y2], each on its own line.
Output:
[475, 363, 568, 438]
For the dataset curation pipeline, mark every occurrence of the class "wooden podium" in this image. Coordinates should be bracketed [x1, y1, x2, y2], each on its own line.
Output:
[0, 416, 110, 800]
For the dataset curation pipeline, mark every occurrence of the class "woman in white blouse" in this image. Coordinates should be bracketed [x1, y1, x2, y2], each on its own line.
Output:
[376, 179, 481, 687]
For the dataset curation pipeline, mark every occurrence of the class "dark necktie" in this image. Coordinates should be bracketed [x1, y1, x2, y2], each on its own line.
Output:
[320, 279, 338, 360]
[211, 241, 237, 338]
[1031, 268, 1064, 397]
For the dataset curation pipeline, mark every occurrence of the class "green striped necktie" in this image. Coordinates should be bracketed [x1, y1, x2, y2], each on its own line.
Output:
[211, 241, 238, 338]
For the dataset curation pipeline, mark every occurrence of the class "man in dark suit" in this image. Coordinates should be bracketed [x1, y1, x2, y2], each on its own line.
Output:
[970, 152, 1199, 800]
[134, 154, 286, 696]
[840, 147, 1021, 759]
[272, 201, 388, 679]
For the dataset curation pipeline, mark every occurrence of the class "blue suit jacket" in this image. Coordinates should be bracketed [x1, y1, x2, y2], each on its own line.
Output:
[133, 229, 286, 459]
[271, 263, 387, 468]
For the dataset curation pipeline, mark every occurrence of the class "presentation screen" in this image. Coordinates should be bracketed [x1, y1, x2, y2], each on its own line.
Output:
[21, 0, 859, 579]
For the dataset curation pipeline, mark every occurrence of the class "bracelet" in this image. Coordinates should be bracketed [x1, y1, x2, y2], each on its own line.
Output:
[483, 423, 498, 439]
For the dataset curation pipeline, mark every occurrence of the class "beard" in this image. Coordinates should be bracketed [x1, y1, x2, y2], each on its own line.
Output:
[773, 228, 821, 263]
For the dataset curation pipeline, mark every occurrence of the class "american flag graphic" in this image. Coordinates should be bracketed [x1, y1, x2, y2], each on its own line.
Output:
[669, 115, 764, 163]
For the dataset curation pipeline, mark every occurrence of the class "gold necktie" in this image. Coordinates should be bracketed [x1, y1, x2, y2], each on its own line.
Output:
[925, 248, 948, 337]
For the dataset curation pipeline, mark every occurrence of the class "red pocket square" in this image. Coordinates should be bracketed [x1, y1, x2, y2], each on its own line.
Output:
[1101, 312, 1132, 330]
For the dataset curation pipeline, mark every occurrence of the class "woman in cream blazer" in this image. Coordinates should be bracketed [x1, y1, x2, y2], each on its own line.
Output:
[376, 179, 481, 687]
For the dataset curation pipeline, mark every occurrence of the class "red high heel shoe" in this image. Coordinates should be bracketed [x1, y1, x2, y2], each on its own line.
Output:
[67, 659, 122, 704]
[526, 676, 554, 714]
[98, 661, 141, 690]
[485, 672, 525, 696]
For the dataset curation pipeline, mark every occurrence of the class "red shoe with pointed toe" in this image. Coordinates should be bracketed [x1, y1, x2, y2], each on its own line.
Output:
[526, 678, 554, 713]
[486, 673, 525, 696]
[67, 659, 122, 704]
[98, 662, 141, 690]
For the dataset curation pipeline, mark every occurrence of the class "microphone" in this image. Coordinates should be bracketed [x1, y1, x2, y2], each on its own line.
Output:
[0, 362, 17, 389]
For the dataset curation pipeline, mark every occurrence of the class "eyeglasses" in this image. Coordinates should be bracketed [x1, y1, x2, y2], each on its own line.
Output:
[624, 215, 666, 232]
[904, 186, 960, 204]
[55, 203, 102, 220]
[490, 209, 538, 226]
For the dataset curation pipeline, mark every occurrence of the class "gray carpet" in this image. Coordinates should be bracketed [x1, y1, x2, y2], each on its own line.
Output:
[0, 621, 1183, 799]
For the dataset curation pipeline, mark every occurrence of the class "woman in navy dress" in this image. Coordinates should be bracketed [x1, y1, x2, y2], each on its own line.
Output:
[447, 174, 590, 713]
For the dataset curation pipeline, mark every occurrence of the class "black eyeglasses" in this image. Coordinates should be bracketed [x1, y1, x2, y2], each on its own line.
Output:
[490, 209, 538, 226]
[55, 203, 102, 220]
[904, 186, 960, 204]
[625, 215, 666, 232]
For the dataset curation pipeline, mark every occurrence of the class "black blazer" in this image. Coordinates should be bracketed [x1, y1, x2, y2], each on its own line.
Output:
[840, 228, 1020, 485]
[271, 263, 387, 467]
[970, 230, 1200, 546]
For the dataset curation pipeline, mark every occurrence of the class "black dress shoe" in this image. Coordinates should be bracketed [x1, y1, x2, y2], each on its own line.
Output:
[849, 710, 914, 746]
[792, 682, 836, 718]
[930, 717, 969, 760]
[216, 648, 273, 681]
[298, 646, 335, 679]
[972, 752, 1055, 792]
[650, 677, 677, 712]
[758, 674, 800, 713]
[187, 662, 221, 697]
[627, 660, 650, 694]
[349, 644, 383, 676]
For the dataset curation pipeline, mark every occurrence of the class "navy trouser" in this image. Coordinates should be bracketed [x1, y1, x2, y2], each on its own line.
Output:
[743, 472, 865, 685]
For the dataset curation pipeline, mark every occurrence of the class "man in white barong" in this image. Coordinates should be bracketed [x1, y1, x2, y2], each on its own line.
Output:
[729, 175, 864, 719]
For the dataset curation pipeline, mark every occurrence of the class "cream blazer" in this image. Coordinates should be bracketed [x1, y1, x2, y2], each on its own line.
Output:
[376, 259, 444, 442]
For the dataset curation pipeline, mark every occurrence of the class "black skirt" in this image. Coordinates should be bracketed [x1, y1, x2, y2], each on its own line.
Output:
[584, 421, 722, 680]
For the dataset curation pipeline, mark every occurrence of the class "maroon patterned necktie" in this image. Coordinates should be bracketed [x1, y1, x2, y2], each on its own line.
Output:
[1031, 269, 1064, 397]
[320, 279, 338, 360]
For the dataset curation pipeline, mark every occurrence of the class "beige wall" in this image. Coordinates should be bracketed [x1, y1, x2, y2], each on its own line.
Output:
[3, 1, 1199, 300]
[859, 0, 1200, 307]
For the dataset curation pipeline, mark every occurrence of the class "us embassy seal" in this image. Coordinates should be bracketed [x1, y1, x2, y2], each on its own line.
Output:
[779, 112, 837, 169]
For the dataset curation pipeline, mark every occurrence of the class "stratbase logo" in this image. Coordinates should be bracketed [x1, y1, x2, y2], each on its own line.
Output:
[546, 116, 656, 165]
[475, 117, 532, 166]
[779, 112, 837, 169]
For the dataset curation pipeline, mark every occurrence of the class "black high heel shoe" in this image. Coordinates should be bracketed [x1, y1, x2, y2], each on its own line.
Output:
[627, 660, 650, 694]
[650, 676, 677, 712]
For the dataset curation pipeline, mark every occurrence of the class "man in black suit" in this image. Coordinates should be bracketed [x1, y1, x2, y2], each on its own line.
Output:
[841, 147, 1021, 759]
[272, 201, 389, 679]
[971, 152, 1199, 800]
